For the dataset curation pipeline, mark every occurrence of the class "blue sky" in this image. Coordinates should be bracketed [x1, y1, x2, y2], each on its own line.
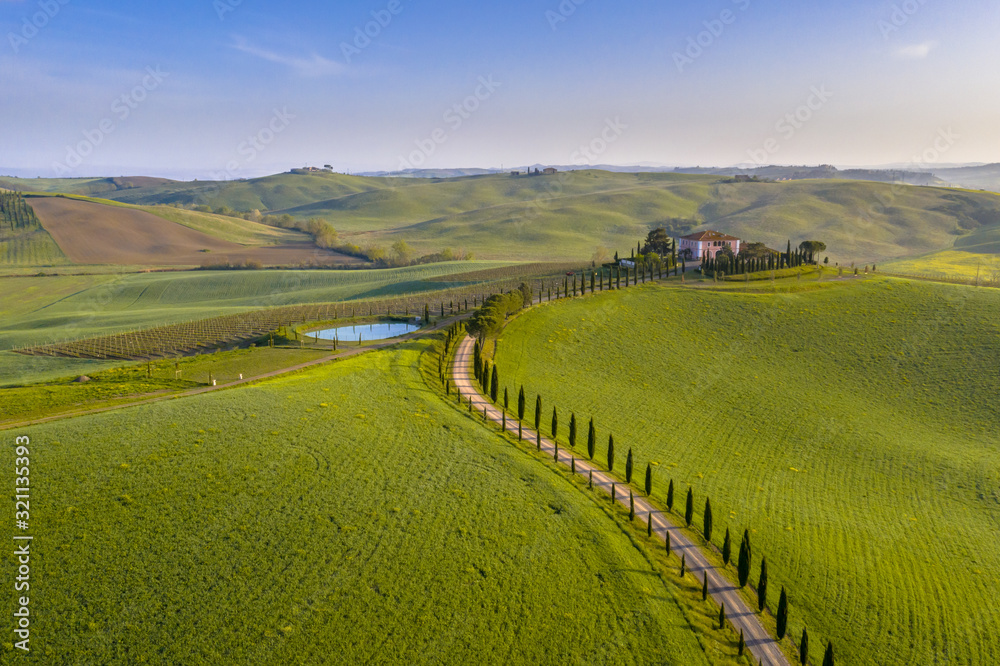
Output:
[1, 0, 998, 178]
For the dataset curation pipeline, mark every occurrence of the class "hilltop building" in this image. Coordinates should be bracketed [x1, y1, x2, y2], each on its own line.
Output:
[678, 230, 741, 261]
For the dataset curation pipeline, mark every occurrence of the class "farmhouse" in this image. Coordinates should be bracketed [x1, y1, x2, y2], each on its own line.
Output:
[678, 230, 741, 261]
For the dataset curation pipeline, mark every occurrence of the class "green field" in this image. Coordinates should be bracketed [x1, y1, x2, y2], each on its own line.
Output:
[1, 339, 746, 664]
[0, 262, 523, 355]
[8, 171, 1000, 265]
[489, 278, 1000, 665]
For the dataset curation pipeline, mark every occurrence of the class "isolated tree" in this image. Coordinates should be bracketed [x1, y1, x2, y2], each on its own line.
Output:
[587, 417, 596, 460]
[625, 448, 634, 484]
[685, 487, 694, 526]
[607, 434, 615, 472]
[551, 406, 558, 440]
[569, 413, 577, 449]
[823, 641, 835, 666]
[644, 463, 652, 496]
[722, 528, 732, 566]
[702, 572, 708, 601]
[738, 529, 752, 588]
[534, 395, 542, 431]
[490, 365, 499, 403]
[667, 479, 675, 512]
[704, 497, 713, 542]
[757, 557, 769, 611]
[776, 587, 789, 640]
[800, 627, 809, 666]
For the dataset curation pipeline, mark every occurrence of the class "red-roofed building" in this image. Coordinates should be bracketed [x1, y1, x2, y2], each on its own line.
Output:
[678, 230, 741, 261]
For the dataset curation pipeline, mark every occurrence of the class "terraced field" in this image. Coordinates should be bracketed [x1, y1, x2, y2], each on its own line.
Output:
[489, 278, 1000, 665]
[1, 340, 746, 664]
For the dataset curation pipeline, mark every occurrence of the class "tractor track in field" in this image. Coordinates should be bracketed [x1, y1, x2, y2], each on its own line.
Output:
[451, 335, 791, 666]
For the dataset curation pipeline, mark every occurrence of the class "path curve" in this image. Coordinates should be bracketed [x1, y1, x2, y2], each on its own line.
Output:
[452, 335, 790, 666]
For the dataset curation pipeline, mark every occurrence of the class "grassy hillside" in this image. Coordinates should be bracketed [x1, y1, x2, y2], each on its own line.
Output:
[1, 340, 742, 664]
[0, 192, 69, 266]
[0, 262, 522, 353]
[490, 279, 1000, 665]
[10, 171, 1000, 265]
[137, 205, 308, 246]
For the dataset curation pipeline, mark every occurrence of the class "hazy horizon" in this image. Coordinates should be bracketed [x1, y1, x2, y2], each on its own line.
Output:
[3, 0, 999, 178]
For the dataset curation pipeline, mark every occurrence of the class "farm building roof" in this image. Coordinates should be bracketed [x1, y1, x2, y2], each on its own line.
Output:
[680, 230, 741, 242]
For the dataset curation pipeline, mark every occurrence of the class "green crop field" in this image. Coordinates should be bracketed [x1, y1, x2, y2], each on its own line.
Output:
[489, 278, 1000, 665]
[1, 339, 747, 665]
[0, 261, 524, 355]
[10, 171, 1000, 265]
[0, 192, 69, 266]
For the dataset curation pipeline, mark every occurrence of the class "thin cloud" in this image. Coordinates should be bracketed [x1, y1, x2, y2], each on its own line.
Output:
[230, 37, 347, 77]
[894, 41, 938, 60]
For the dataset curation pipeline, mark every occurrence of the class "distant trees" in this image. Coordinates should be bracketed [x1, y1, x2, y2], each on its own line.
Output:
[757, 557, 768, 611]
[587, 418, 596, 460]
[703, 497, 713, 542]
[738, 529, 752, 588]
[466, 291, 526, 339]
[776, 587, 789, 639]
[641, 228, 674, 259]
[799, 240, 827, 264]
[685, 488, 694, 526]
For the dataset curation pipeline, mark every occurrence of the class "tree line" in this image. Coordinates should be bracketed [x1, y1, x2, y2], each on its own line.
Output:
[448, 277, 837, 665]
[0, 192, 41, 230]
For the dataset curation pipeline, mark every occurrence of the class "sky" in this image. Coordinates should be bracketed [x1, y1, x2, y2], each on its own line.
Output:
[1, 0, 998, 178]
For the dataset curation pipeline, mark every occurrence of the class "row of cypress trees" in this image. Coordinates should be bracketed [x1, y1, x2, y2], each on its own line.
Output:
[0, 191, 41, 230]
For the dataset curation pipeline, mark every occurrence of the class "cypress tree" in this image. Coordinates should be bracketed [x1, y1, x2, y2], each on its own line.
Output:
[684, 487, 694, 527]
[776, 587, 788, 639]
[680, 554, 686, 577]
[722, 528, 732, 566]
[490, 365, 498, 403]
[704, 497, 713, 542]
[702, 572, 708, 601]
[481, 360, 490, 392]
[718, 603, 726, 630]
[587, 418, 596, 460]
[738, 529, 752, 588]
[667, 479, 675, 512]
[644, 463, 652, 496]
[551, 406, 558, 440]
[590, 272, 595, 292]
[504, 387, 509, 411]
[534, 395, 542, 431]
[823, 641, 834, 666]
[799, 627, 809, 666]
[757, 557, 768, 612]
[625, 448, 634, 484]
[607, 434, 615, 471]
[665, 530, 671, 555]
[629, 490, 635, 521]
[518, 387, 525, 420]
[647, 512, 652, 537]
[569, 413, 577, 449]
[738, 630, 745, 657]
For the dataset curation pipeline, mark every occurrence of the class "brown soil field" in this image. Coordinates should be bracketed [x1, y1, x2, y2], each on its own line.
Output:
[30, 197, 362, 267]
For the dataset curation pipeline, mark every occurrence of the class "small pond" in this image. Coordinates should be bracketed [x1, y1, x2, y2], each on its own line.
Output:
[313, 321, 420, 342]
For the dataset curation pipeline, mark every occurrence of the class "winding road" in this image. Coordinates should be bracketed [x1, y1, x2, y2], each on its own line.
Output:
[451, 335, 790, 666]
